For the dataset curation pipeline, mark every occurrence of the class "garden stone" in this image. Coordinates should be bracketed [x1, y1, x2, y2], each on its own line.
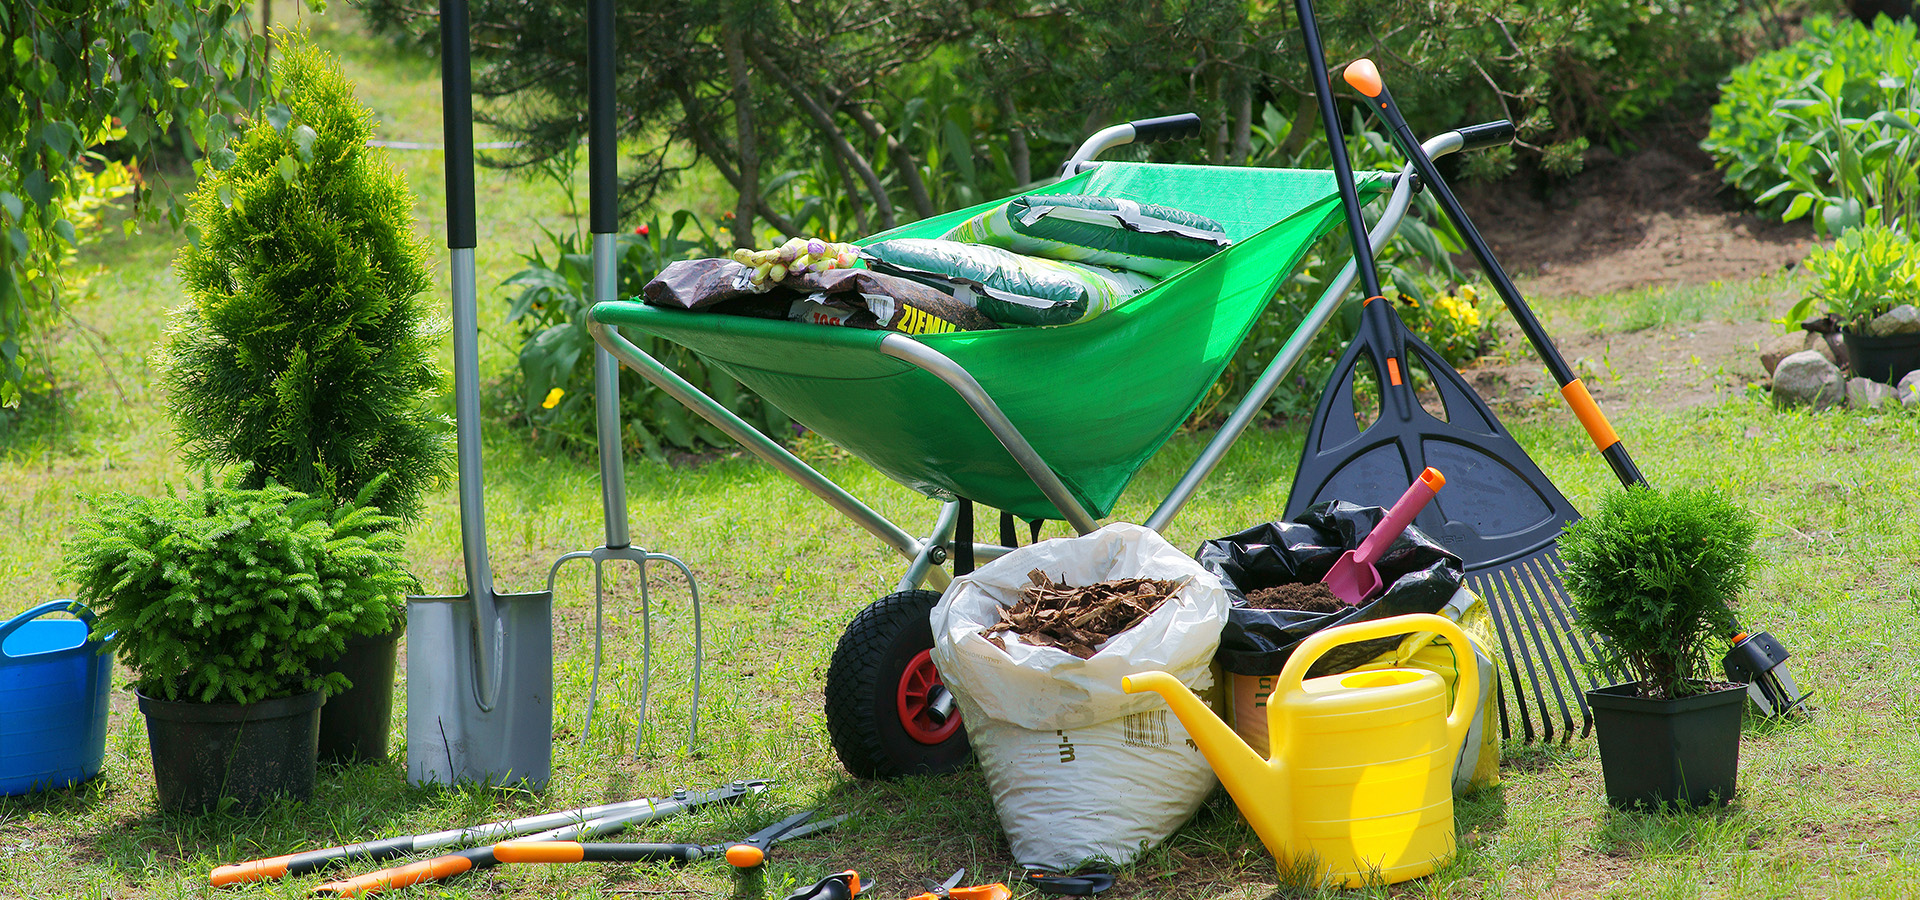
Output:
[1771, 350, 1844, 410]
[1867, 304, 1920, 337]
[1759, 330, 1833, 376]
[1847, 377, 1897, 410]
[1900, 371, 1920, 408]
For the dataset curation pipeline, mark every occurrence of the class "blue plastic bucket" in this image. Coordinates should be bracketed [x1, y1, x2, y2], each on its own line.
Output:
[0, 601, 112, 796]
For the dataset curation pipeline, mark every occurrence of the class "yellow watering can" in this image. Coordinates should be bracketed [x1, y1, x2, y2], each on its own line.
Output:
[1122, 613, 1477, 888]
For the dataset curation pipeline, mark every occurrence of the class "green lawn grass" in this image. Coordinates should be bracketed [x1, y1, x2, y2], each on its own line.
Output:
[3, 7, 1919, 899]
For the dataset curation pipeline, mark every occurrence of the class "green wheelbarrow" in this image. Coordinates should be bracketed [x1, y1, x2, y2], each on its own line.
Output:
[589, 117, 1506, 778]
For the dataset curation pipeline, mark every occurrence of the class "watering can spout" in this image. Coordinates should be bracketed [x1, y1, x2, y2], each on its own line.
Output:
[1121, 671, 1287, 827]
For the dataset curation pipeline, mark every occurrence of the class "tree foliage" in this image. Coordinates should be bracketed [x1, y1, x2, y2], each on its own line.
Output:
[0, 0, 264, 406]
[160, 35, 451, 524]
[359, 0, 1755, 246]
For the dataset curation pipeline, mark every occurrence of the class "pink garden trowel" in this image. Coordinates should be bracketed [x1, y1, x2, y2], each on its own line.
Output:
[1322, 467, 1446, 605]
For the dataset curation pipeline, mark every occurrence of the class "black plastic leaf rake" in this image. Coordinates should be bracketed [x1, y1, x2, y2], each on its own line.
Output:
[1335, 56, 1807, 732]
[1286, 0, 1623, 743]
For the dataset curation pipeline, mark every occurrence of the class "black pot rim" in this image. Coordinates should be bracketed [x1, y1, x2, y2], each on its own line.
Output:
[1586, 680, 1746, 712]
[135, 688, 326, 723]
[1841, 328, 1920, 348]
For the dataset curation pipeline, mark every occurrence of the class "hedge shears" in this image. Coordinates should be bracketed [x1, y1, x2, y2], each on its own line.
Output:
[210, 780, 768, 888]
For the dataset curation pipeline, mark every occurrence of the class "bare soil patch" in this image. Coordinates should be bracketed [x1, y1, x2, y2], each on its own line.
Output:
[1446, 125, 1812, 415]
[1454, 125, 1811, 300]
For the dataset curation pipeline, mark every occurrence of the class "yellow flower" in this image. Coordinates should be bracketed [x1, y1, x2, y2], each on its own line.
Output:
[542, 387, 565, 409]
[1434, 293, 1480, 329]
[1458, 284, 1480, 303]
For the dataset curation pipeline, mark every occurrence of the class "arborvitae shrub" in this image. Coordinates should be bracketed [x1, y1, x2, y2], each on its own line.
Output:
[162, 36, 449, 524]
[1559, 484, 1758, 699]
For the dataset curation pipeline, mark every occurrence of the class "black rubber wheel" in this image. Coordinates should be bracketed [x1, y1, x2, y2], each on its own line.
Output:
[824, 589, 973, 779]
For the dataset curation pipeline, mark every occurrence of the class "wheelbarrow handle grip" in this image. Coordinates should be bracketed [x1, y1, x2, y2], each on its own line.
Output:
[1454, 120, 1516, 152]
[1128, 113, 1202, 145]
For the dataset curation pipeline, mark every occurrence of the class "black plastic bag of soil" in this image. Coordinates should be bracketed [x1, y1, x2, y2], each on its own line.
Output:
[1195, 500, 1464, 679]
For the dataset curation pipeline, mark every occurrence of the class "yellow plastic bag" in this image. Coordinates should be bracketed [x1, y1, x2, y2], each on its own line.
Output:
[1347, 589, 1502, 793]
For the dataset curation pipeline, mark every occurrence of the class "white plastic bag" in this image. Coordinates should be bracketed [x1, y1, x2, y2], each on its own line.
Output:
[930, 523, 1228, 869]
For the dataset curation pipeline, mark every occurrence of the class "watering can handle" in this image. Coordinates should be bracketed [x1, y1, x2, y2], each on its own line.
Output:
[1272, 612, 1480, 752]
[0, 600, 94, 652]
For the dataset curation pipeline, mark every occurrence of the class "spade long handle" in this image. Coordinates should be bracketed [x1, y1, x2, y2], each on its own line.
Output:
[1342, 59, 1648, 489]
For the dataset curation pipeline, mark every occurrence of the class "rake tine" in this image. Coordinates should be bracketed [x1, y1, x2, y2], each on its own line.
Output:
[1466, 571, 1528, 740]
[1528, 550, 1599, 736]
[1486, 564, 1557, 742]
[1509, 556, 1580, 741]
[1491, 669, 1514, 744]
[1470, 568, 1537, 743]
[1534, 549, 1600, 673]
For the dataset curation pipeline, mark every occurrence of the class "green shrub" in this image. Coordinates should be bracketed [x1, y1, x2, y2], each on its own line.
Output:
[1559, 484, 1757, 700]
[1703, 15, 1920, 234]
[161, 36, 450, 523]
[1787, 223, 1920, 330]
[60, 471, 415, 705]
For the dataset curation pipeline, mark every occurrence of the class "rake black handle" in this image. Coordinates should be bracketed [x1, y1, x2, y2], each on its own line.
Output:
[1344, 59, 1646, 488]
[1292, 0, 1386, 304]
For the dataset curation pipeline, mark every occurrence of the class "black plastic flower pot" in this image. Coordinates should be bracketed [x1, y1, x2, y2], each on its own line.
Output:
[1587, 681, 1744, 810]
[1842, 330, 1920, 385]
[136, 689, 324, 814]
[313, 620, 404, 765]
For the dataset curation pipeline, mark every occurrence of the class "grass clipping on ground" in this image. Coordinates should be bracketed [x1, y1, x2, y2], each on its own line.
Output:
[983, 569, 1187, 658]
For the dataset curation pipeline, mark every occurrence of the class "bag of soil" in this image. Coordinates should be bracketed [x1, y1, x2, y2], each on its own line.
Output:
[943, 195, 1231, 278]
[930, 523, 1227, 870]
[861, 238, 1157, 327]
[643, 258, 997, 333]
[1195, 500, 1464, 679]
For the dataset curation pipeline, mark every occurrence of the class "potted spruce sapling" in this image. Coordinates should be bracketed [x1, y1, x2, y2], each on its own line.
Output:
[160, 37, 450, 763]
[1559, 483, 1759, 809]
[60, 471, 415, 813]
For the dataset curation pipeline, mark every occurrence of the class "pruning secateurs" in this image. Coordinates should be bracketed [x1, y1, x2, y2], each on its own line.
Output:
[908, 868, 1010, 900]
[491, 809, 848, 867]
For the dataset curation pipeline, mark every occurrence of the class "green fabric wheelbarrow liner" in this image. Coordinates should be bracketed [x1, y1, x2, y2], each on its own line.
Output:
[593, 163, 1388, 521]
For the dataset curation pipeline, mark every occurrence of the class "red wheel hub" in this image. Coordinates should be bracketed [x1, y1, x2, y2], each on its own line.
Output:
[896, 650, 962, 745]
